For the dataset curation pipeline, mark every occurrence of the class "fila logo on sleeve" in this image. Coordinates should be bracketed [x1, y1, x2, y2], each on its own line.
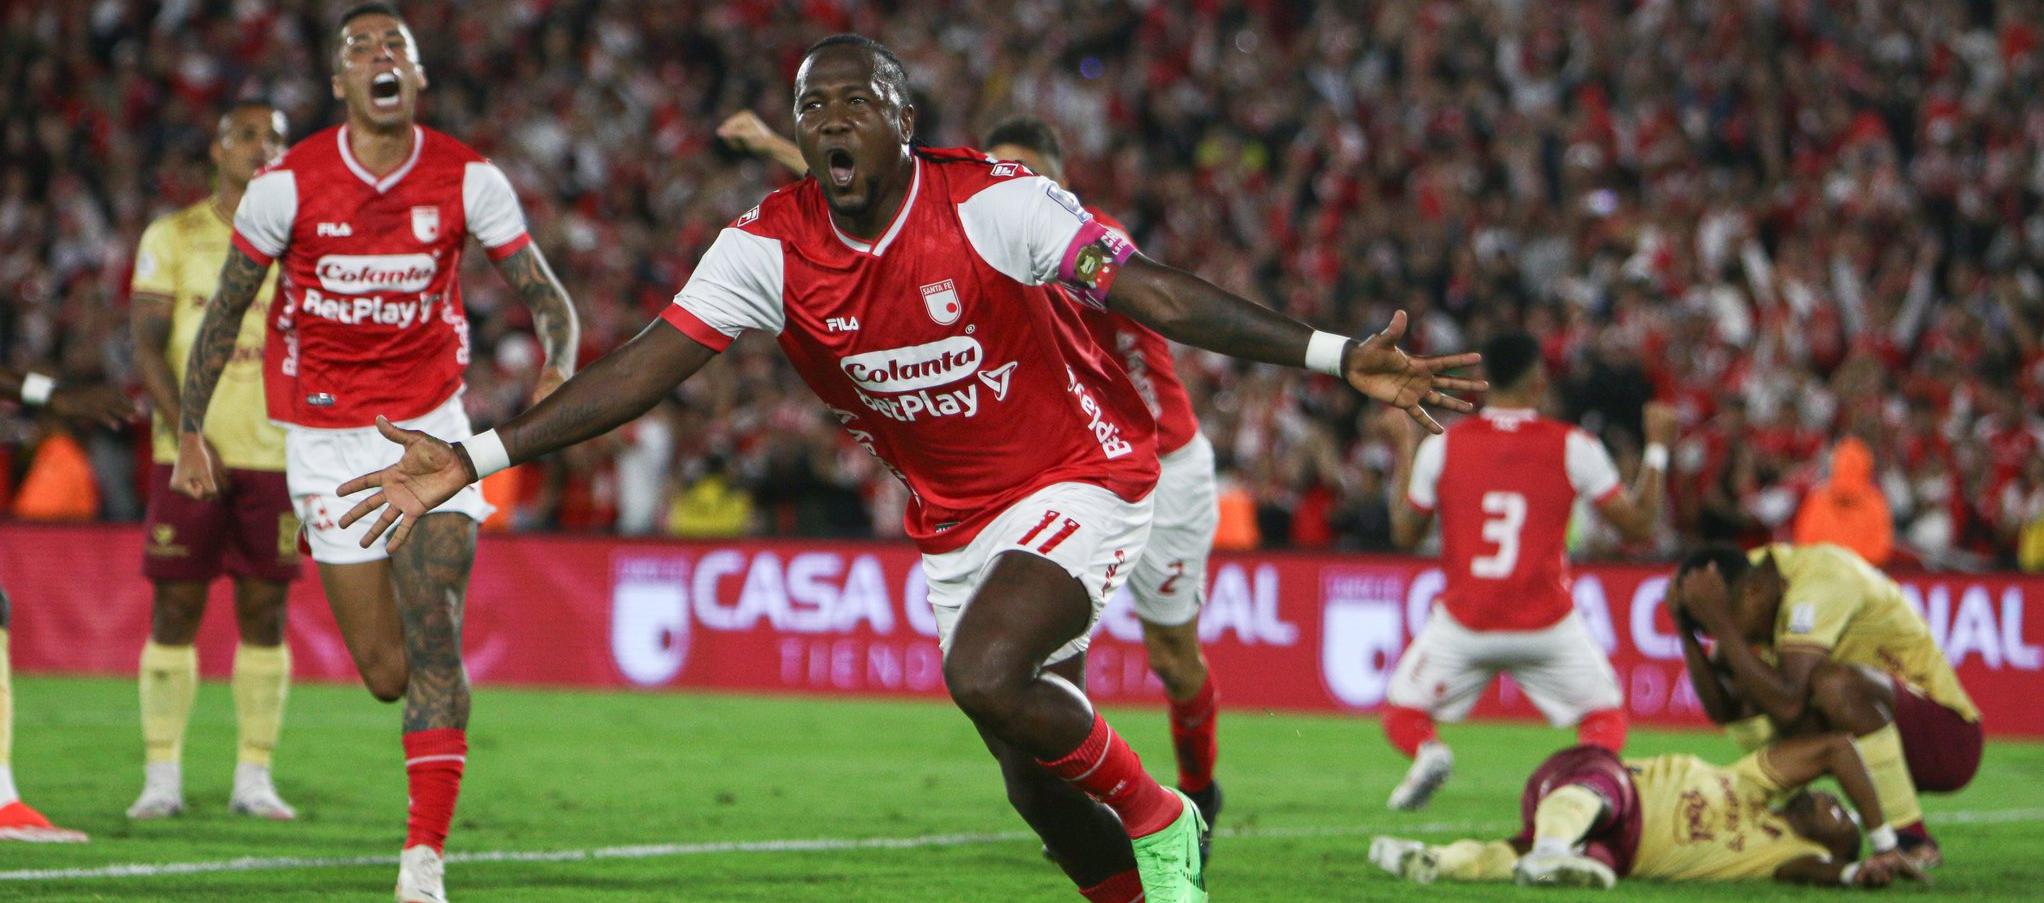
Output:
[991, 162, 1018, 177]
[316, 222, 354, 237]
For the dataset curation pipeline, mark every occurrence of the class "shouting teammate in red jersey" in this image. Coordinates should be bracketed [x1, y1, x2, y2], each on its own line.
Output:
[720, 109, 1231, 861]
[1382, 332, 1674, 812]
[338, 36, 1478, 902]
[170, 5, 581, 900]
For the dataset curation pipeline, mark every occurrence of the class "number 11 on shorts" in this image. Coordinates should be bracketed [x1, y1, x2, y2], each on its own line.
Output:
[1019, 509, 1081, 553]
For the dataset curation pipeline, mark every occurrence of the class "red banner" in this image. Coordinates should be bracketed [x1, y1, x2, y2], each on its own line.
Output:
[5, 523, 2040, 734]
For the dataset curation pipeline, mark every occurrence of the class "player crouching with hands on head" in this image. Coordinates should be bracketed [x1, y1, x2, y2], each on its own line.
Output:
[1669, 542, 1981, 869]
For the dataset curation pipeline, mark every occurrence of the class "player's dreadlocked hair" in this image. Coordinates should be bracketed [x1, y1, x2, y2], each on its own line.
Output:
[1480, 331, 1543, 391]
[1675, 543, 1754, 588]
[804, 34, 911, 105]
[983, 116, 1064, 168]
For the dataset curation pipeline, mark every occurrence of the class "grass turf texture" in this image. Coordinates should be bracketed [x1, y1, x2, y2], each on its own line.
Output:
[1, 676, 2038, 900]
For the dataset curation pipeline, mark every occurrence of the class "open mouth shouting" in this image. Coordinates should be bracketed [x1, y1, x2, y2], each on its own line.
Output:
[370, 71, 403, 108]
[825, 147, 856, 189]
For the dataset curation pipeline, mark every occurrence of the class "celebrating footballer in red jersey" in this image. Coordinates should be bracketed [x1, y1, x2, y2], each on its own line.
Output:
[169, 5, 581, 900]
[1381, 332, 1675, 813]
[718, 111, 1229, 849]
[336, 35, 1479, 903]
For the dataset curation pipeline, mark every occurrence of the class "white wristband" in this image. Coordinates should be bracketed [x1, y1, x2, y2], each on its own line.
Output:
[1642, 442, 1670, 472]
[1305, 331, 1350, 377]
[20, 372, 55, 406]
[1839, 862, 1861, 886]
[1867, 824, 1898, 854]
[462, 428, 511, 480]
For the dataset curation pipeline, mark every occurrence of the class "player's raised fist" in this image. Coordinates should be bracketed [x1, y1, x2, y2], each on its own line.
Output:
[717, 111, 778, 154]
[335, 416, 471, 552]
[1344, 310, 1486, 434]
[1642, 401, 1679, 447]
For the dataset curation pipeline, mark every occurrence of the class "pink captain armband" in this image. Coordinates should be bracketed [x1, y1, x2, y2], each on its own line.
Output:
[1056, 220, 1137, 307]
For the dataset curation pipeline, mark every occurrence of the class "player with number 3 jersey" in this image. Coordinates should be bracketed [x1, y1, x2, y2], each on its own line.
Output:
[1382, 332, 1675, 812]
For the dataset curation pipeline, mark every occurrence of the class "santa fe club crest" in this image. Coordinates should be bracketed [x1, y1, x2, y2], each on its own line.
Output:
[411, 205, 441, 242]
[921, 279, 962, 325]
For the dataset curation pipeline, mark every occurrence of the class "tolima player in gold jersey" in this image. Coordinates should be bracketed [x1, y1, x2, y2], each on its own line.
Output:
[1370, 733, 1926, 889]
[126, 99, 300, 822]
[1670, 542, 1980, 868]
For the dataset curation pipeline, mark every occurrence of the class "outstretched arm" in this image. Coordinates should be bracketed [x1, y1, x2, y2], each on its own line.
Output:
[1107, 254, 1484, 432]
[489, 244, 581, 399]
[1593, 402, 1676, 541]
[338, 321, 713, 550]
[170, 247, 269, 498]
[0, 367, 133, 427]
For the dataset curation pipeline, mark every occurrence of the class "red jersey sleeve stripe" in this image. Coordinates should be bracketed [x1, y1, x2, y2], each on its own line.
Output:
[660, 305, 735, 352]
[485, 232, 532, 262]
[1404, 497, 1435, 514]
[1593, 483, 1624, 506]
[231, 232, 275, 267]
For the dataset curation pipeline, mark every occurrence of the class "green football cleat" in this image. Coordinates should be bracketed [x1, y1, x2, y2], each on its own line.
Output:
[1131, 788, 1209, 902]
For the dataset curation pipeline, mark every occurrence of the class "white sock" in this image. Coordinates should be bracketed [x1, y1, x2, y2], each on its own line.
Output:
[144, 760, 181, 790]
[234, 762, 270, 788]
[0, 764, 17, 805]
[1532, 837, 1572, 857]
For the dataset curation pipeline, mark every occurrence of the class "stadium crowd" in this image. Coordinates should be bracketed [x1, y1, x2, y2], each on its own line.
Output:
[2, 0, 2041, 571]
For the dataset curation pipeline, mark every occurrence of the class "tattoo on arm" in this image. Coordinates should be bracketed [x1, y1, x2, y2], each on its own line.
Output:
[131, 292, 181, 423]
[493, 245, 580, 374]
[178, 249, 268, 434]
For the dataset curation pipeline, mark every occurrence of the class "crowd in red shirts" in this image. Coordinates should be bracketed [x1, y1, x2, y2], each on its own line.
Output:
[2, 1, 2039, 570]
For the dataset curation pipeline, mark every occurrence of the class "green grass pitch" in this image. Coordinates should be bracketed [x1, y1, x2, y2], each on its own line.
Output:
[2, 675, 2038, 900]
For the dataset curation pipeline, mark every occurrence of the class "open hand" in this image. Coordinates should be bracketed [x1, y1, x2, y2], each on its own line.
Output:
[48, 384, 139, 429]
[335, 416, 472, 552]
[1856, 849, 1930, 888]
[1344, 311, 1486, 434]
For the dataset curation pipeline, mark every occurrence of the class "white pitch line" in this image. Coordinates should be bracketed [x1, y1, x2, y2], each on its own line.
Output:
[0, 811, 2030, 883]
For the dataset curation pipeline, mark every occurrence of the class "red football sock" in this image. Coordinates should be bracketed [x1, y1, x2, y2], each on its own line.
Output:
[1382, 705, 1437, 758]
[1576, 708, 1628, 752]
[1078, 868, 1144, 902]
[1168, 672, 1219, 793]
[1898, 821, 1932, 843]
[403, 728, 467, 853]
[1039, 713, 1185, 838]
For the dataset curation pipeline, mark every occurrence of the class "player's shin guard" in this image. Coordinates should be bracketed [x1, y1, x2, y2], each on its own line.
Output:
[1168, 673, 1218, 793]
[1078, 869, 1144, 902]
[138, 642, 198, 765]
[402, 729, 467, 853]
[1382, 705, 1437, 759]
[1531, 784, 1604, 854]
[1575, 708, 1628, 753]
[232, 644, 290, 767]
[1434, 839, 1519, 881]
[1852, 724, 1923, 831]
[1039, 713, 1185, 838]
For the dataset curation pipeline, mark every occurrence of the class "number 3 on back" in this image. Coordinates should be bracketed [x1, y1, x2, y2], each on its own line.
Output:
[1470, 491, 1526, 578]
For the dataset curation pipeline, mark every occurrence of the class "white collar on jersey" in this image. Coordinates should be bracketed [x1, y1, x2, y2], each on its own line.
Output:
[1480, 406, 1539, 421]
[829, 156, 921, 257]
[337, 125, 425, 194]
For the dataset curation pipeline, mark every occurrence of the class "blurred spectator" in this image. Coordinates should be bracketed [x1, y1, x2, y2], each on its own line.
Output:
[2, 1, 2041, 569]
[12, 420, 97, 521]
[1793, 437, 1895, 566]
[668, 455, 753, 539]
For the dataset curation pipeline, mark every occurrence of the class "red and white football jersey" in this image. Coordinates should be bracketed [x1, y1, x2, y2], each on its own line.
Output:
[1406, 408, 1622, 631]
[232, 125, 530, 428]
[661, 147, 1159, 552]
[1071, 209, 1200, 455]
